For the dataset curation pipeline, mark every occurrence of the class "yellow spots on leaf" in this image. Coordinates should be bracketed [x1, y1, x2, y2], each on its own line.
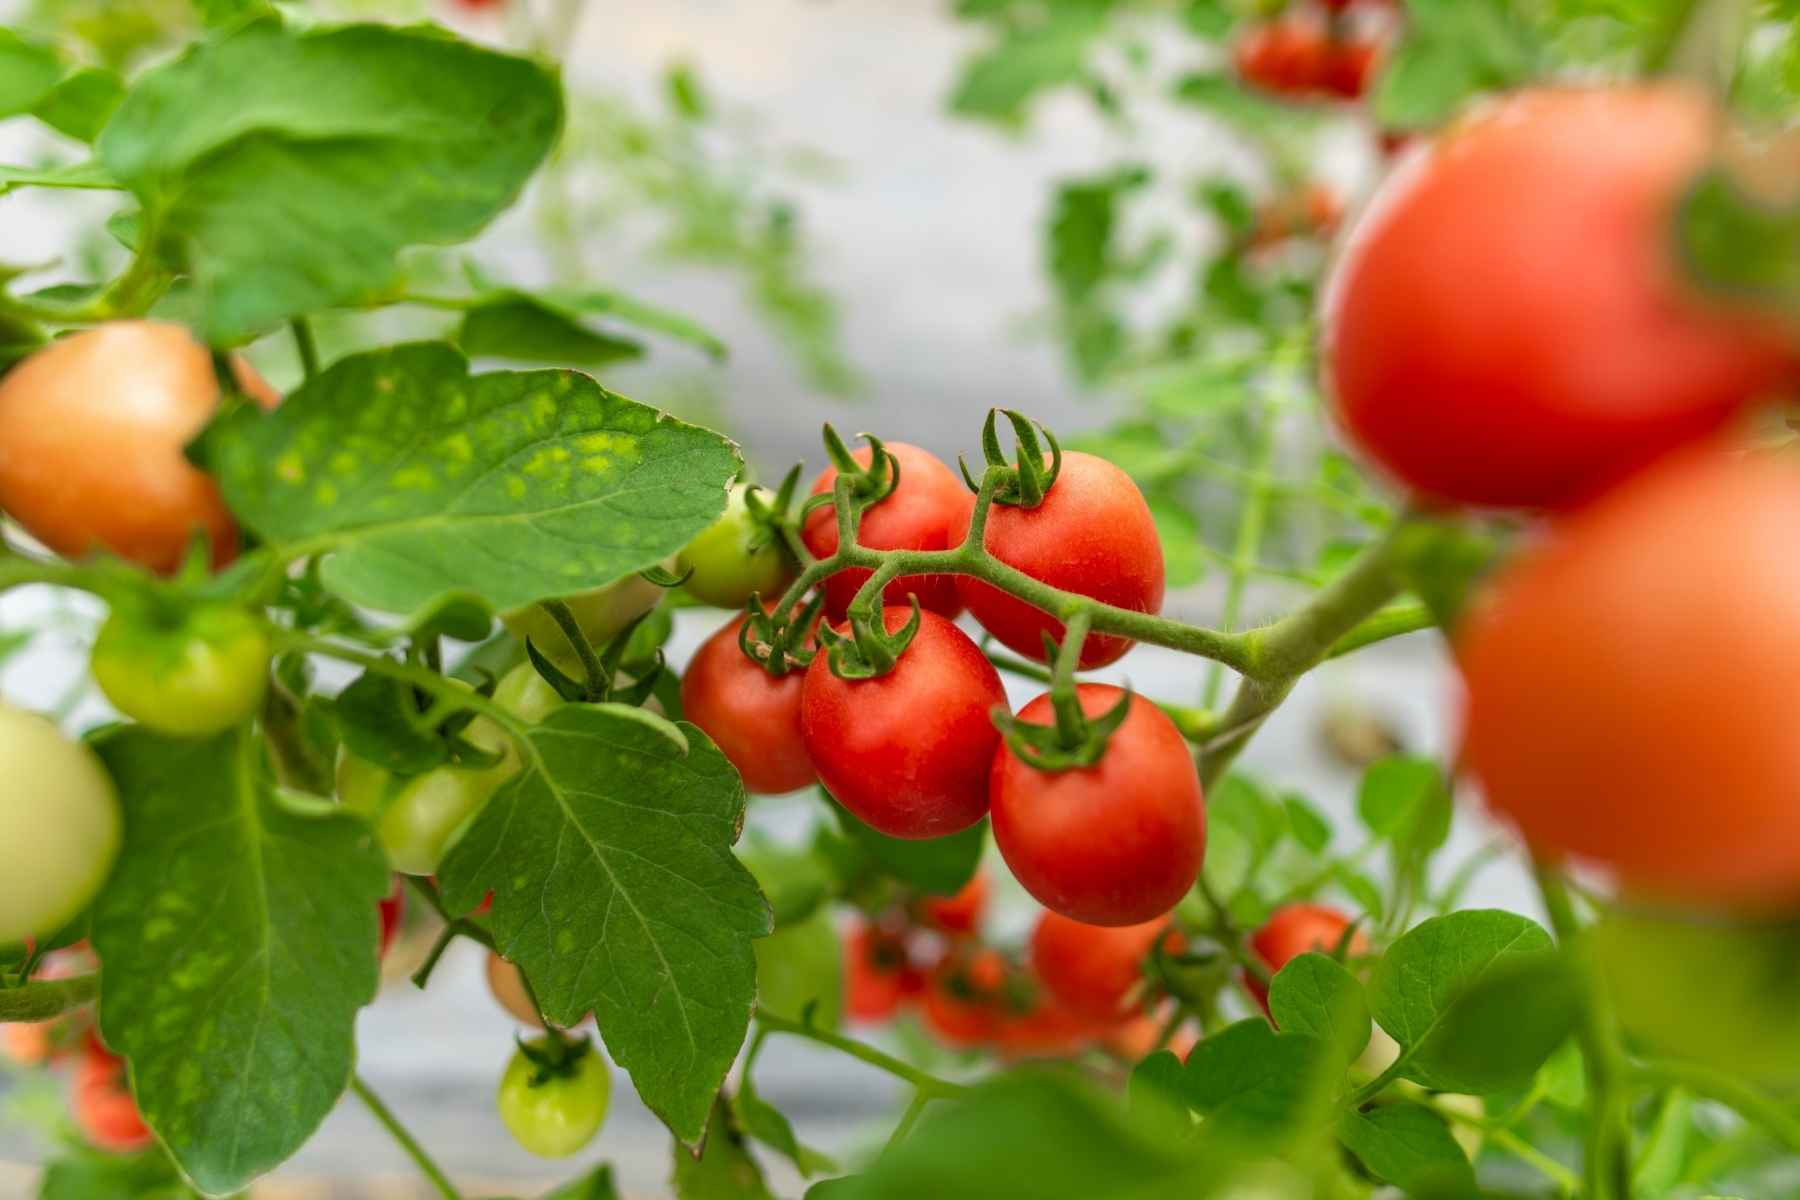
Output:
[522, 445, 571, 478]
[376, 374, 395, 394]
[505, 476, 527, 500]
[529, 392, 558, 428]
[391, 465, 436, 491]
[556, 929, 578, 955]
[275, 451, 306, 485]
[329, 451, 359, 476]
[314, 481, 340, 506]
[439, 432, 474, 466]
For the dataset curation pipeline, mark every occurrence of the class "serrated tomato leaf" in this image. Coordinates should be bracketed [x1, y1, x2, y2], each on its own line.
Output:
[1336, 1103, 1475, 1195]
[96, 21, 561, 342]
[89, 729, 388, 1195]
[438, 704, 771, 1142]
[212, 343, 740, 618]
[1269, 952, 1371, 1063]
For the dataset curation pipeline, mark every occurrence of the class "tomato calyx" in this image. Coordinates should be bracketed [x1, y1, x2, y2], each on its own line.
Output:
[990, 614, 1132, 770]
[958, 408, 1064, 509]
[817, 595, 923, 680]
[522, 603, 667, 705]
[737, 590, 825, 679]
[513, 1030, 593, 1086]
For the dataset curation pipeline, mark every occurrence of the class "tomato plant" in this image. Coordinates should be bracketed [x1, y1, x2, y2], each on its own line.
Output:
[0, 2, 1797, 1197]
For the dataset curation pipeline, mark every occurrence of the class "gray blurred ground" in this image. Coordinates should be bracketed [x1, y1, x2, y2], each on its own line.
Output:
[0, 1, 1526, 1195]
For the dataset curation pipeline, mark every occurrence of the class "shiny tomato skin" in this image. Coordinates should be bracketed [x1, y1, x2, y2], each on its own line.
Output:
[1325, 86, 1796, 510]
[486, 950, 546, 1028]
[1244, 903, 1368, 1013]
[496, 1038, 611, 1159]
[0, 704, 121, 945]
[377, 881, 405, 961]
[680, 613, 813, 795]
[0, 322, 275, 573]
[90, 603, 270, 737]
[992, 686, 1204, 926]
[802, 443, 972, 620]
[801, 607, 1006, 839]
[73, 1042, 152, 1153]
[1459, 448, 1800, 909]
[916, 870, 989, 937]
[920, 956, 1001, 1048]
[992, 992, 1097, 1060]
[958, 452, 1164, 668]
[1030, 910, 1182, 1021]
[678, 482, 795, 609]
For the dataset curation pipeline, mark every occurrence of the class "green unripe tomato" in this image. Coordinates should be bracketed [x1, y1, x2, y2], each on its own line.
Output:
[491, 662, 566, 726]
[0, 704, 121, 943]
[499, 571, 667, 670]
[91, 603, 270, 737]
[337, 752, 500, 876]
[497, 1037, 611, 1158]
[754, 907, 843, 1028]
[678, 483, 795, 609]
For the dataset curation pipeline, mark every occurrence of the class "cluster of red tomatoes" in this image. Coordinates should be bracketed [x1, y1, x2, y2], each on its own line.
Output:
[1233, 0, 1393, 104]
[1324, 83, 1800, 911]
[682, 439, 1205, 930]
[0, 946, 151, 1154]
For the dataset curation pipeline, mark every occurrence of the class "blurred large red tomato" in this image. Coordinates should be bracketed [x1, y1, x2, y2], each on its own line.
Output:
[1030, 911, 1181, 1021]
[1459, 447, 1800, 909]
[1244, 903, 1368, 1015]
[1325, 85, 1795, 510]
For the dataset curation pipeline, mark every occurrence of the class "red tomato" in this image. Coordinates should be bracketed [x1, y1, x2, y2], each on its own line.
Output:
[958, 452, 1164, 668]
[0, 322, 277, 573]
[920, 951, 1005, 1048]
[1459, 447, 1800, 909]
[378, 880, 405, 960]
[1030, 910, 1182, 1021]
[916, 870, 989, 936]
[1, 1022, 53, 1066]
[681, 613, 814, 795]
[1320, 39, 1380, 100]
[845, 923, 923, 1023]
[1233, 20, 1329, 95]
[1251, 184, 1344, 249]
[801, 607, 1006, 839]
[802, 443, 973, 621]
[991, 686, 1204, 926]
[1244, 903, 1369, 1014]
[1325, 85, 1796, 510]
[992, 992, 1097, 1060]
[73, 1042, 152, 1153]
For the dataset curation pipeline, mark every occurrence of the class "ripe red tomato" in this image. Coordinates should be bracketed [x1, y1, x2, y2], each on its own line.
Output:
[0, 322, 276, 573]
[915, 870, 989, 936]
[1244, 903, 1369, 1014]
[801, 607, 1006, 839]
[377, 881, 405, 960]
[1459, 447, 1800, 909]
[1030, 910, 1182, 1021]
[1234, 20, 1329, 95]
[681, 612, 813, 795]
[801, 442, 972, 620]
[1319, 39, 1379, 100]
[1324, 85, 1796, 510]
[991, 686, 1204, 926]
[958, 452, 1164, 668]
[73, 1041, 152, 1153]
[845, 923, 923, 1023]
[991, 991, 1097, 1060]
[920, 951, 1005, 1048]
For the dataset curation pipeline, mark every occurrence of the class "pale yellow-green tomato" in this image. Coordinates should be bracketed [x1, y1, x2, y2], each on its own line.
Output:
[90, 603, 270, 737]
[677, 483, 795, 609]
[0, 704, 121, 943]
[754, 908, 843, 1029]
[499, 571, 667, 669]
[497, 1037, 611, 1158]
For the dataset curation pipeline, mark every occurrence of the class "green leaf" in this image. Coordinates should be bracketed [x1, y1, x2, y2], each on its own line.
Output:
[1356, 756, 1451, 851]
[1268, 953, 1371, 1063]
[1283, 793, 1332, 854]
[832, 796, 986, 896]
[0, 160, 118, 192]
[332, 670, 450, 774]
[438, 704, 771, 1142]
[754, 907, 843, 1029]
[33, 69, 125, 142]
[1336, 1103, 1476, 1195]
[544, 1164, 623, 1200]
[96, 22, 561, 342]
[820, 1073, 1201, 1200]
[1595, 909, 1800, 1082]
[1408, 950, 1579, 1094]
[213, 343, 740, 619]
[1368, 910, 1555, 1093]
[455, 297, 647, 367]
[1175, 1019, 1339, 1144]
[949, 14, 1103, 123]
[1210, 773, 1286, 858]
[673, 1097, 776, 1200]
[90, 728, 388, 1195]
[0, 29, 65, 119]
[1678, 168, 1800, 320]
[465, 267, 729, 360]
[737, 1068, 836, 1178]
[1371, 0, 1540, 130]
[38, 1145, 200, 1200]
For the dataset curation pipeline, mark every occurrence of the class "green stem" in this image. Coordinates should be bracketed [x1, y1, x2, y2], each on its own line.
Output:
[756, 1012, 972, 1100]
[351, 1075, 464, 1200]
[1204, 393, 1276, 708]
[290, 318, 320, 382]
[1324, 602, 1433, 660]
[1492, 1129, 1581, 1196]
[1198, 523, 1410, 788]
[539, 599, 608, 700]
[883, 1089, 932, 1154]
[0, 973, 97, 1021]
[1535, 865, 1634, 1200]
